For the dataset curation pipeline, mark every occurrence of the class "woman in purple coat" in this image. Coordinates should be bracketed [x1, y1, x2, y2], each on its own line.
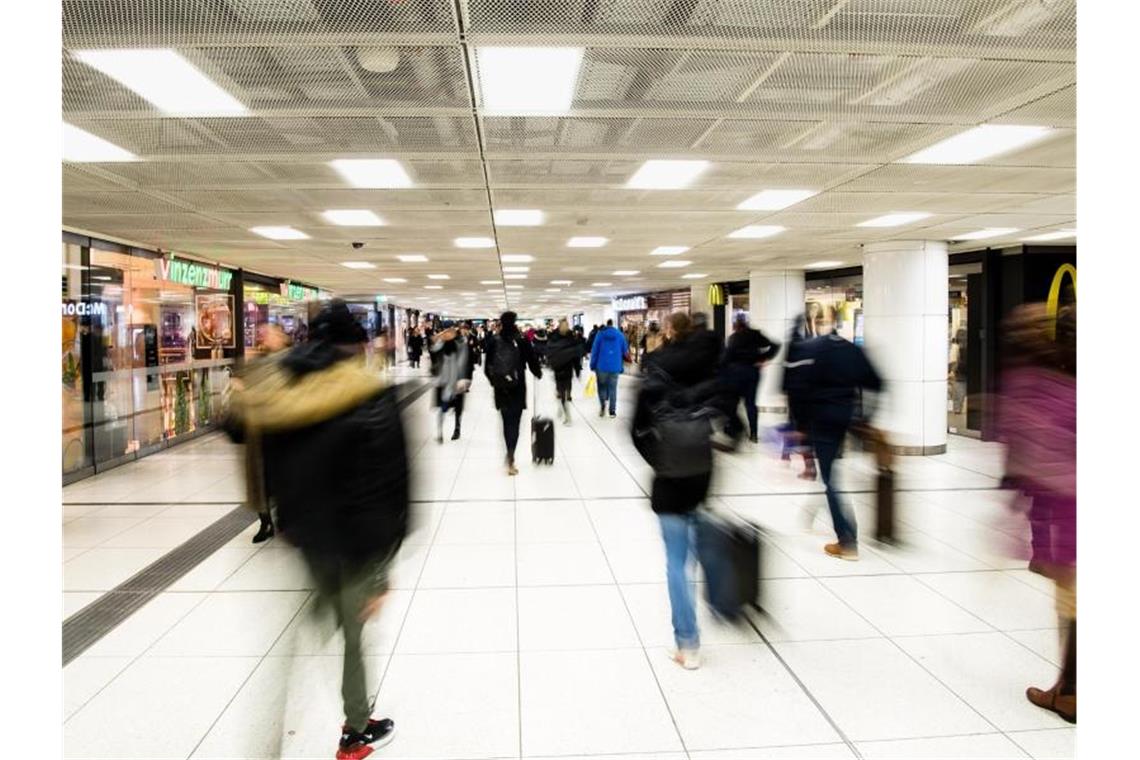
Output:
[998, 302, 1076, 723]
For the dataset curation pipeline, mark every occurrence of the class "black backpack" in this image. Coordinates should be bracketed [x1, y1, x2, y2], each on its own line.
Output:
[488, 334, 521, 390]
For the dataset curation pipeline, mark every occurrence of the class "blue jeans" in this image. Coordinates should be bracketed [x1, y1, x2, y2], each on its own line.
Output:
[812, 425, 857, 546]
[596, 371, 619, 414]
[659, 513, 700, 649]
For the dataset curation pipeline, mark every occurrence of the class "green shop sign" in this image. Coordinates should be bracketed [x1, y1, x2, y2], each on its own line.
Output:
[156, 255, 233, 290]
[280, 282, 320, 301]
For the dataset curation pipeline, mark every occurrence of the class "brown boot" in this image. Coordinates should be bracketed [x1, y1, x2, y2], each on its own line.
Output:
[1026, 683, 1076, 724]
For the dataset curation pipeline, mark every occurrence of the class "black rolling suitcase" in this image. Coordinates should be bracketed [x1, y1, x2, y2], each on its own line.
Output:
[696, 514, 764, 621]
[531, 382, 555, 464]
[876, 466, 896, 544]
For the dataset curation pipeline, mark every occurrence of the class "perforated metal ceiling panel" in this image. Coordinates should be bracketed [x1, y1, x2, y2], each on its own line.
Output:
[63, 0, 1075, 315]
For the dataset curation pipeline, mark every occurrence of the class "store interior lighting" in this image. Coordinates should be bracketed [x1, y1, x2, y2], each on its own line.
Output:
[626, 160, 710, 190]
[329, 159, 413, 188]
[902, 124, 1054, 165]
[73, 48, 247, 115]
[477, 46, 583, 114]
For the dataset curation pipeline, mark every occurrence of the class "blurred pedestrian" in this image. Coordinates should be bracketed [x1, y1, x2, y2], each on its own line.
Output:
[998, 303, 1076, 723]
[589, 319, 629, 418]
[797, 307, 883, 560]
[224, 299, 407, 758]
[430, 321, 474, 443]
[782, 314, 817, 480]
[632, 312, 727, 670]
[485, 311, 542, 475]
[407, 327, 424, 369]
[235, 322, 292, 543]
[547, 319, 582, 425]
[721, 315, 780, 443]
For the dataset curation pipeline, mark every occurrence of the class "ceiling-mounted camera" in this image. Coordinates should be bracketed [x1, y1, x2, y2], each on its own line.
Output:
[352, 241, 365, 249]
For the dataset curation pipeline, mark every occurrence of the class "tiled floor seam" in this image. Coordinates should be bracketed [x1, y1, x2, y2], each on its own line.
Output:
[563, 398, 690, 758]
[184, 589, 315, 760]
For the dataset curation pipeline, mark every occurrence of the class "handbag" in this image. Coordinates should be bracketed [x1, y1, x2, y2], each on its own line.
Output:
[584, 374, 597, 398]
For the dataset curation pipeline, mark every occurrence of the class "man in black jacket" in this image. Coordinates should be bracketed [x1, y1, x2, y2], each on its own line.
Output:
[484, 311, 542, 475]
[795, 311, 883, 561]
[225, 300, 407, 759]
[721, 315, 780, 443]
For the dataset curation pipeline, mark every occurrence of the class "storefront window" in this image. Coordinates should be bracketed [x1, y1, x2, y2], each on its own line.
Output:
[243, 283, 311, 357]
[62, 242, 92, 476]
[805, 278, 863, 344]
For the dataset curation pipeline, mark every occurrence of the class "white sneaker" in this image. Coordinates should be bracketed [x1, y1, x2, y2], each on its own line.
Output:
[668, 648, 701, 670]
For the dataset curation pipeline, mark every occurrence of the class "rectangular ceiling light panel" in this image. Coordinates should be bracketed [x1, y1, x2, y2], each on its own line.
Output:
[657, 260, 692, 268]
[330, 159, 413, 188]
[627, 160, 710, 190]
[341, 261, 376, 269]
[251, 226, 308, 240]
[501, 254, 535, 262]
[1022, 228, 1076, 241]
[650, 246, 690, 256]
[455, 237, 495, 248]
[63, 124, 135, 162]
[494, 209, 544, 226]
[567, 237, 608, 248]
[902, 125, 1054, 165]
[857, 212, 932, 228]
[73, 49, 247, 115]
[397, 254, 428, 262]
[727, 225, 786, 239]
[427, 274, 450, 280]
[322, 209, 384, 226]
[953, 227, 1020, 240]
[477, 47, 583, 115]
[736, 189, 817, 211]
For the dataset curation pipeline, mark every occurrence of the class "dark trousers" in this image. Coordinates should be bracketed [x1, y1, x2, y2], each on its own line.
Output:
[500, 399, 524, 461]
[812, 423, 857, 546]
[723, 364, 760, 438]
[555, 369, 573, 402]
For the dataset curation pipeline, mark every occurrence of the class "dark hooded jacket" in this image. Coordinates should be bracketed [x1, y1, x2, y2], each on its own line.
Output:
[225, 341, 409, 567]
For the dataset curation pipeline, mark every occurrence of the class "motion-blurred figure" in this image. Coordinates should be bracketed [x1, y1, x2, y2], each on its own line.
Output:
[546, 319, 582, 425]
[590, 319, 629, 418]
[721, 315, 780, 444]
[224, 300, 408, 758]
[430, 320, 473, 443]
[632, 312, 727, 670]
[782, 314, 817, 479]
[998, 303, 1076, 723]
[485, 311, 542, 476]
[797, 307, 882, 560]
[235, 322, 293, 543]
[406, 327, 424, 369]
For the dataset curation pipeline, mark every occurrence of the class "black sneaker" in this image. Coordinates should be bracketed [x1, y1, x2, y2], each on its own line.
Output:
[451, 428, 461, 440]
[337, 718, 395, 759]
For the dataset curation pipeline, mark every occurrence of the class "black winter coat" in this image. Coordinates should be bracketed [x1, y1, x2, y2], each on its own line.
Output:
[484, 330, 543, 409]
[228, 343, 410, 568]
[546, 331, 582, 376]
[632, 330, 732, 515]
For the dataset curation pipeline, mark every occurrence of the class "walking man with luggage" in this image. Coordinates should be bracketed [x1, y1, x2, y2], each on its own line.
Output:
[589, 319, 628, 418]
[484, 311, 542, 475]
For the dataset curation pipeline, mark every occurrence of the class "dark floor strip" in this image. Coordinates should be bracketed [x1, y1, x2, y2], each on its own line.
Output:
[63, 379, 431, 666]
[62, 506, 256, 664]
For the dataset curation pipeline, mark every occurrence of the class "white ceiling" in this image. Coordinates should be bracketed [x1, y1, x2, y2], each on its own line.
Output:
[62, 0, 1076, 318]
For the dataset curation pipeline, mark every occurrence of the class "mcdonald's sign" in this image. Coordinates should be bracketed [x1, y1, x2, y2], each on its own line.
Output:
[707, 283, 726, 306]
[1046, 263, 1076, 339]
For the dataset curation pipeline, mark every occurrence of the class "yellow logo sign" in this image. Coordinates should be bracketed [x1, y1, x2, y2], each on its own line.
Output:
[1046, 263, 1076, 339]
[707, 283, 725, 306]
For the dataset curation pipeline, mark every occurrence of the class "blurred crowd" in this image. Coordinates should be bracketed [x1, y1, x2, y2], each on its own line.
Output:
[221, 296, 1077, 758]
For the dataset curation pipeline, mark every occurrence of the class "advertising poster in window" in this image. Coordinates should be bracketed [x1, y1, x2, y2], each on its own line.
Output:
[195, 294, 235, 355]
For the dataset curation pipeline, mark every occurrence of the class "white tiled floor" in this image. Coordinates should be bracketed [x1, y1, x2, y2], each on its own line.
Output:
[62, 371, 1074, 759]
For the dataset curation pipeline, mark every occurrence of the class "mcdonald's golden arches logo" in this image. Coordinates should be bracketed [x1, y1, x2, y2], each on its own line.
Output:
[1046, 263, 1076, 339]
[707, 283, 725, 306]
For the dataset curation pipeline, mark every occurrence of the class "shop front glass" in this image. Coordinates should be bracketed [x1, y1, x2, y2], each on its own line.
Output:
[242, 283, 311, 357]
[805, 277, 863, 344]
[62, 241, 93, 477]
[65, 240, 238, 478]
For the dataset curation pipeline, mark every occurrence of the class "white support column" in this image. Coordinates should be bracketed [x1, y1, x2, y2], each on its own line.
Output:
[690, 283, 714, 328]
[749, 269, 805, 412]
[862, 240, 948, 455]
